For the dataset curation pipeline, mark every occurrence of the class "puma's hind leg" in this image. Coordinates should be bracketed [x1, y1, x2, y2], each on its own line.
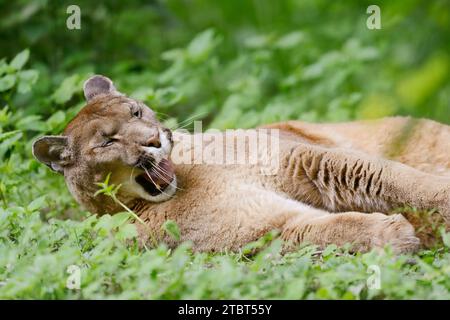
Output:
[278, 143, 450, 223]
[281, 211, 420, 254]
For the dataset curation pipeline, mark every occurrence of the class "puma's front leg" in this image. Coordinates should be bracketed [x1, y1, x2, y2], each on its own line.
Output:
[217, 186, 419, 254]
[282, 211, 420, 254]
[278, 143, 450, 222]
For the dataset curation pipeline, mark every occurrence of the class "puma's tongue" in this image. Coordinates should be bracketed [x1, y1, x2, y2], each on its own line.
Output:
[142, 159, 174, 190]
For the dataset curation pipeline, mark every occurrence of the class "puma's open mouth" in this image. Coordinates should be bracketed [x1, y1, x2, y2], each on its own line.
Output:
[135, 159, 175, 196]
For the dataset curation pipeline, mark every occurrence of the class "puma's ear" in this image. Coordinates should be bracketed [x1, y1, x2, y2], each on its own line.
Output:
[32, 136, 71, 174]
[83, 75, 119, 102]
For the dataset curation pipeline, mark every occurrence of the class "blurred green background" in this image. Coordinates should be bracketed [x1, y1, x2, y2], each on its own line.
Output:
[0, 0, 449, 133]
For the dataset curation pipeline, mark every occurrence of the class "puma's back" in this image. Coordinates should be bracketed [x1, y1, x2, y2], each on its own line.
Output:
[264, 116, 450, 176]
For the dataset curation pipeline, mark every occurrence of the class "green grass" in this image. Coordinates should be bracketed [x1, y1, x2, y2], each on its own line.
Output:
[0, 0, 449, 299]
[1, 198, 450, 299]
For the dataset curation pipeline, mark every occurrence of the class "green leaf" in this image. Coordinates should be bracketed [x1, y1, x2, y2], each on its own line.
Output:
[275, 31, 305, 49]
[0, 130, 22, 159]
[441, 228, 450, 248]
[0, 130, 21, 142]
[161, 48, 183, 61]
[51, 74, 81, 104]
[110, 212, 132, 229]
[27, 196, 47, 212]
[322, 244, 338, 257]
[17, 69, 39, 94]
[45, 110, 66, 131]
[154, 87, 182, 108]
[0, 74, 16, 92]
[0, 59, 9, 76]
[187, 29, 218, 62]
[116, 223, 138, 241]
[94, 214, 113, 232]
[10, 49, 30, 70]
[16, 115, 46, 132]
[244, 33, 273, 49]
[162, 220, 181, 241]
[130, 87, 155, 101]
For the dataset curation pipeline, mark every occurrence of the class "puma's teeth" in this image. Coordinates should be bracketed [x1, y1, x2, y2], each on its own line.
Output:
[155, 184, 161, 190]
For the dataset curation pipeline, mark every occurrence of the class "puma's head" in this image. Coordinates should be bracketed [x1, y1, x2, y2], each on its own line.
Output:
[32, 75, 177, 214]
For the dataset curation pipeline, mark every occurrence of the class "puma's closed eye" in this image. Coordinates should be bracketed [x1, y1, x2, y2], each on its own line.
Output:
[132, 108, 142, 118]
[101, 139, 116, 147]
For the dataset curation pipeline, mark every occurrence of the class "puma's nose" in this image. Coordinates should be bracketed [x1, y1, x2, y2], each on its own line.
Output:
[143, 131, 161, 148]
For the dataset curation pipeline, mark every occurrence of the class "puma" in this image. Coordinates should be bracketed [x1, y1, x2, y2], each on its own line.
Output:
[33, 75, 450, 253]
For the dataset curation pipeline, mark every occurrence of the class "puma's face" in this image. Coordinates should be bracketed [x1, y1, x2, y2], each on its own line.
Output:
[32, 75, 177, 212]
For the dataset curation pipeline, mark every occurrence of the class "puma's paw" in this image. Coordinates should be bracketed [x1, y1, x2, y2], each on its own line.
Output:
[370, 213, 420, 254]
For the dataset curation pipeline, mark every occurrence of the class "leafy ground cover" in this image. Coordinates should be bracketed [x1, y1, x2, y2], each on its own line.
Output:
[0, 0, 449, 299]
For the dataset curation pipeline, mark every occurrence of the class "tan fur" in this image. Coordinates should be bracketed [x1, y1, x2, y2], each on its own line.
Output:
[33, 76, 450, 254]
